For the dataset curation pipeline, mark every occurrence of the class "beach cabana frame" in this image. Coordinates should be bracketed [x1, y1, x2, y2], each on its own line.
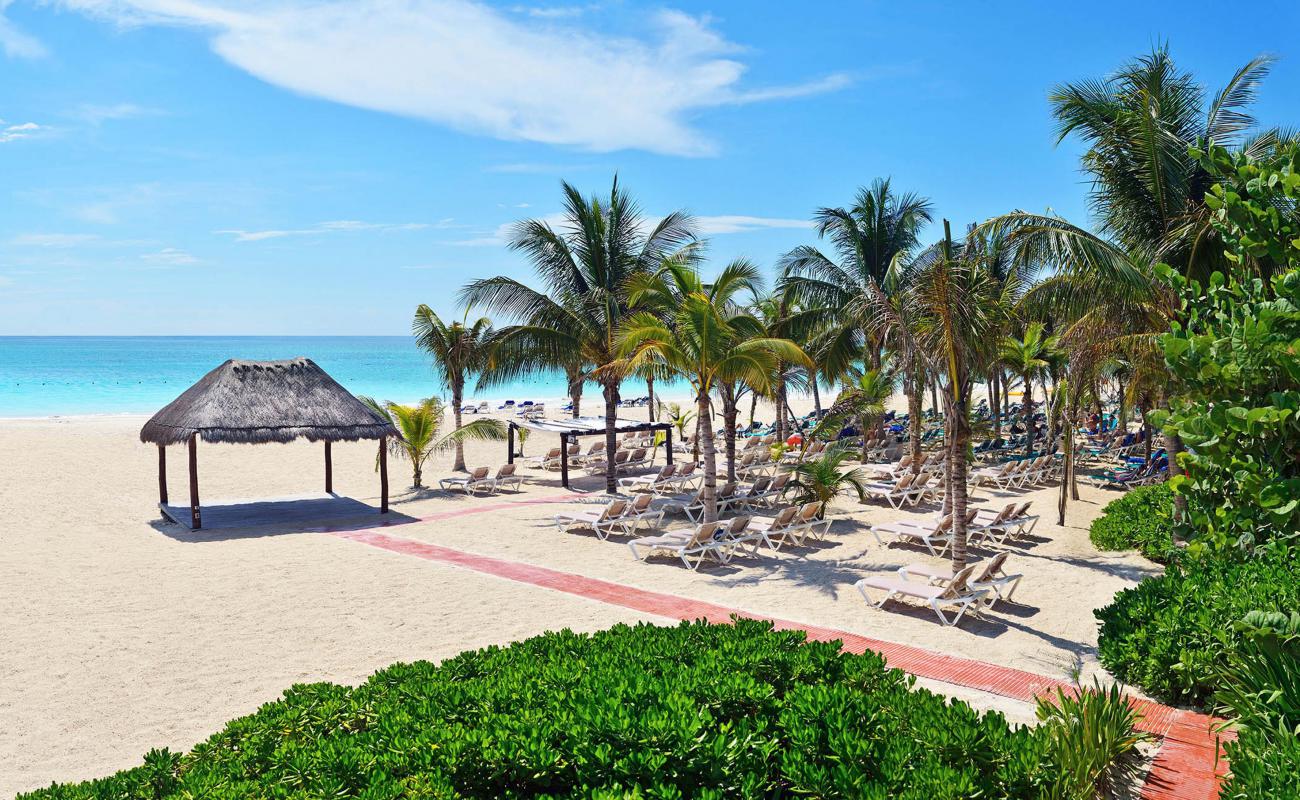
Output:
[140, 358, 399, 529]
[508, 416, 674, 489]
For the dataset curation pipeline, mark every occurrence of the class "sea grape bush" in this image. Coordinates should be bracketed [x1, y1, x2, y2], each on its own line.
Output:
[1087, 484, 1175, 563]
[25, 619, 1066, 800]
[1096, 546, 1300, 705]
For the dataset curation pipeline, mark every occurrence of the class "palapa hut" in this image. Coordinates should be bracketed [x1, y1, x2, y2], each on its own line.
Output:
[141, 357, 398, 529]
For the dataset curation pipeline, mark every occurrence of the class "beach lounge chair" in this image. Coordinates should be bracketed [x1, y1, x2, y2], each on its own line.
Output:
[664, 463, 700, 492]
[673, 482, 737, 521]
[897, 551, 1022, 608]
[969, 503, 1016, 544]
[790, 501, 832, 542]
[439, 466, 492, 494]
[854, 564, 988, 626]
[730, 476, 773, 510]
[497, 400, 516, 410]
[618, 464, 675, 493]
[627, 521, 732, 570]
[554, 499, 629, 540]
[532, 446, 562, 468]
[620, 448, 650, 473]
[584, 450, 630, 476]
[620, 493, 665, 533]
[863, 472, 930, 509]
[870, 513, 954, 557]
[488, 463, 522, 493]
[743, 505, 800, 551]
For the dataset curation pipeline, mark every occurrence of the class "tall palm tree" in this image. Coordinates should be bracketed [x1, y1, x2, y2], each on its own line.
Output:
[461, 178, 698, 493]
[359, 397, 504, 489]
[412, 306, 492, 472]
[999, 322, 1058, 455]
[619, 260, 809, 522]
[865, 221, 994, 570]
[1048, 46, 1284, 281]
[780, 180, 932, 459]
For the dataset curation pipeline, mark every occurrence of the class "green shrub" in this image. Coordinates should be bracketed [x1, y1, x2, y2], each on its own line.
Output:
[1095, 547, 1300, 705]
[1088, 484, 1176, 563]
[23, 619, 1060, 800]
[1035, 681, 1149, 800]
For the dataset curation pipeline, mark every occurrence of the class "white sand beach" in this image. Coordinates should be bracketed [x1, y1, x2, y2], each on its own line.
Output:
[0, 401, 1161, 797]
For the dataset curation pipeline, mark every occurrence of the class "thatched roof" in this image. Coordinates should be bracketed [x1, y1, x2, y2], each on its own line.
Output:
[140, 358, 398, 446]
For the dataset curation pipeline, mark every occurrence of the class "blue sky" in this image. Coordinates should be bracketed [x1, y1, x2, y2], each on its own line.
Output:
[2, 1, 1298, 335]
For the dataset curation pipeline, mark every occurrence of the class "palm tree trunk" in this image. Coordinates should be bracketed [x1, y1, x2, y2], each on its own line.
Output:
[1168, 432, 1188, 526]
[567, 366, 583, 419]
[722, 388, 739, 483]
[907, 371, 923, 475]
[1116, 378, 1127, 431]
[860, 413, 870, 464]
[603, 381, 620, 494]
[647, 376, 655, 422]
[811, 372, 822, 416]
[989, 372, 1000, 438]
[697, 391, 718, 523]
[1023, 370, 1034, 455]
[749, 393, 758, 428]
[949, 395, 971, 572]
[451, 379, 466, 472]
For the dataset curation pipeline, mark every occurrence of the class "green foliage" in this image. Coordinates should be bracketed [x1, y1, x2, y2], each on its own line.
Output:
[1034, 682, 1150, 800]
[1214, 611, 1300, 799]
[783, 445, 870, 512]
[1096, 547, 1300, 705]
[1154, 143, 1300, 549]
[1088, 484, 1176, 563]
[23, 620, 1065, 800]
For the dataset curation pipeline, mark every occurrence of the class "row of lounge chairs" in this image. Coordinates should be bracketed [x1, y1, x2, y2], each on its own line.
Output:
[971, 455, 1060, 490]
[869, 502, 1039, 557]
[437, 464, 523, 495]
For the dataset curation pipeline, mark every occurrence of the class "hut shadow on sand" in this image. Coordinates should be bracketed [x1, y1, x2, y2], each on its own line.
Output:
[140, 357, 399, 532]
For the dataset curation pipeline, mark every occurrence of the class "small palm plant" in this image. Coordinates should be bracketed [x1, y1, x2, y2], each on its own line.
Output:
[359, 396, 505, 489]
[1035, 679, 1150, 800]
[999, 321, 1060, 454]
[783, 446, 869, 515]
[658, 401, 696, 445]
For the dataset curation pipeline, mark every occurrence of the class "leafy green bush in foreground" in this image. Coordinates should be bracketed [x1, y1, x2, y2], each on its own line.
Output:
[1088, 484, 1176, 563]
[26, 619, 1131, 800]
[1096, 547, 1300, 706]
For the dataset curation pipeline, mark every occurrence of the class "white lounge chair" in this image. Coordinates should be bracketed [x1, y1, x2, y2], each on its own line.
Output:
[898, 551, 1023, 608]
[618, 464, 675, 493]
[627, 521, 732, 570]
[554, 499, 629, 540]
[854, 564, 988, 626]
[488, 463, 522, 493]
[870, 513, 954, 557]
[439, 466, 492, 494]
[620, 493, 664, 533]
[743, 505, 800, 551]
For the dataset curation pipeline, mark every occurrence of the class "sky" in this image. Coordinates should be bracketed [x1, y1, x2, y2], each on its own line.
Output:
[2, 0, 1299, 336]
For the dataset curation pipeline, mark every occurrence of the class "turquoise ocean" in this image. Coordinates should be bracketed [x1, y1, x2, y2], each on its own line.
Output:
[0, 337, 685, 418]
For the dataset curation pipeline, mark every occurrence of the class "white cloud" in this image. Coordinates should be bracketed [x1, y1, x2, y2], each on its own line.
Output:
[0, 0, 47, 58]
[216, 219, 430, 242]
[74, 102, 162, 124]
[9, 232, 103, 247]
[0, 121, 41, 142]
[53, 0, 850, 156]
[695, 215, 813, 234]
[140, 247, 199, 265]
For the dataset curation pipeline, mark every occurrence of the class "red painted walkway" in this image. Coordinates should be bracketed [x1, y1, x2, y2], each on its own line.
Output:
[332, 525, 1229, 799]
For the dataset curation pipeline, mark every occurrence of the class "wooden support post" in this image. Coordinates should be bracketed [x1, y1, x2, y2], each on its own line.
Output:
[187, 433, 201, 530]
[665, 428, 674, 466]
[379, 436, 389, 513]
[560, 433, 570, 489]
[324, 441, 333, 493]
[507, 423, 515, 464]
[157, 444, 168, 505]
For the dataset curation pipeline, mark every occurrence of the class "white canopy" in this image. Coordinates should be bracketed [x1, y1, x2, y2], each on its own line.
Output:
[511, 416, 671, 435]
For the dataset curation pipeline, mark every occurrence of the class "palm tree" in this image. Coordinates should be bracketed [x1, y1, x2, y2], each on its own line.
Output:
[780, 180, 932, 462]
[823, 367, 896, 463]
[784, 446, 870, 514]
[619, 260, 808, 522]
[865, 221, 994, 570]
[412, 306, 492, 472]
[462, 178, 698, 493]
[998, 322, 1058, 455]
[359, 397, 505, 489]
